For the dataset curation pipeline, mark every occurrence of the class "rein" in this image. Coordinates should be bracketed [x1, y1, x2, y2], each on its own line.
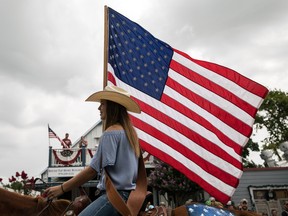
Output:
[60, 202, 74, 216]
[36, 199, 53, 216]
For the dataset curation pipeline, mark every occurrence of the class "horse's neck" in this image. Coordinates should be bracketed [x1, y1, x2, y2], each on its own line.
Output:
[0, 188, 38, 215]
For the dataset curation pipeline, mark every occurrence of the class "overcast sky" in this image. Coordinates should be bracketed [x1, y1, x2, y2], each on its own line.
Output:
[1, 0, 288, 179]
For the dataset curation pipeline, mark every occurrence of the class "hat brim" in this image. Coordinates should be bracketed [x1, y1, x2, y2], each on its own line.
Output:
[85, 90, 141, 113]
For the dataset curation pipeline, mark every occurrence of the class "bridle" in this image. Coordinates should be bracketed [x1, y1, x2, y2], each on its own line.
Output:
[36, 198, 75, 216]
[36, 199, 53, 216]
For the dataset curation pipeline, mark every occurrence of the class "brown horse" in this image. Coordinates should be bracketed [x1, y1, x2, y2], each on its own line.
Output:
[0, 187, 71, 216]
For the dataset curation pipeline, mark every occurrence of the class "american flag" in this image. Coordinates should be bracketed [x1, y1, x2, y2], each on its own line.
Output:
[48, 125, 65, 146]
[106, 7, 268, 203]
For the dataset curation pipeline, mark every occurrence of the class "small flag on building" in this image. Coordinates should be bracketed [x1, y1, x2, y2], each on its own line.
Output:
[48, 125, 65, 147]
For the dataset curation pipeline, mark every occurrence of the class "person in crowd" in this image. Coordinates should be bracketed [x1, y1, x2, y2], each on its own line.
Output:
[79, 136, 88, 148]
[226, 200, 236, 211]
[44, 85, 142, 216]
[159, 202, 166, 207]
[185, 199, 193, 205]
[271, 209, 277, 216]
[282, 201, 288, 216]
[205, 197, 223, 208]
[62, 133, 72, 148]
[238, 198, 250, 211]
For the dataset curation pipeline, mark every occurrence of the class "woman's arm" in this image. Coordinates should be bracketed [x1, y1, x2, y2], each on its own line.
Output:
[44, 166, 97, 199]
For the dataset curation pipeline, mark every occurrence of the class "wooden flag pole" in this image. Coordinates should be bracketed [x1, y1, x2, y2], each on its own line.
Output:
[103, 5, 109, 89]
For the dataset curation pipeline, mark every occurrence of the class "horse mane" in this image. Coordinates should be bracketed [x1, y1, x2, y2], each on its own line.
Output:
[231, 209, 261, 216]
[36, 197, 71, 216]
[0, 187, 71, 216]
[0, 187, 39, 215]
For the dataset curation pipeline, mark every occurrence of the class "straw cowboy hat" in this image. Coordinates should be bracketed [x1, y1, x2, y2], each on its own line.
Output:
[86, 85, 141, 113]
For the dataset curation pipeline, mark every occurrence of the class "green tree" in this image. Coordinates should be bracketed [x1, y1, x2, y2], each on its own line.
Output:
[148, 159, 201, 206]
[242, 138, 262, 168]
[255, 89, 288, 161]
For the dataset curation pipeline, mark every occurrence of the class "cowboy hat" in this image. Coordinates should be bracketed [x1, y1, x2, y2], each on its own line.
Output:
[85, 85, 141, 113]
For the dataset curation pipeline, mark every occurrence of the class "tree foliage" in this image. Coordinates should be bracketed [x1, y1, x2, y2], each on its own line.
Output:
[148, 159, 201, 205]
[255, 89, 288, 160]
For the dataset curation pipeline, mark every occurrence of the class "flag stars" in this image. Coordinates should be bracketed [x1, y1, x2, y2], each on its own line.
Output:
[108, 8, 173, 100]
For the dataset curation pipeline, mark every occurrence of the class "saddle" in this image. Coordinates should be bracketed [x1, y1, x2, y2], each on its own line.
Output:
[139, 206, 168, 216]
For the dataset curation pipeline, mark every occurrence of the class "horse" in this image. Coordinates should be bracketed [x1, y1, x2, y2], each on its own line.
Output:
[0, 187, 71, 216]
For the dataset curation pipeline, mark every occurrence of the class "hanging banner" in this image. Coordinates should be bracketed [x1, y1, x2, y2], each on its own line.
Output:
[48, 167, 84, 177]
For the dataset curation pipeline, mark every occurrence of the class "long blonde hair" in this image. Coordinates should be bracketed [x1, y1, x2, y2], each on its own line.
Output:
[104, 100, 141, 157]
